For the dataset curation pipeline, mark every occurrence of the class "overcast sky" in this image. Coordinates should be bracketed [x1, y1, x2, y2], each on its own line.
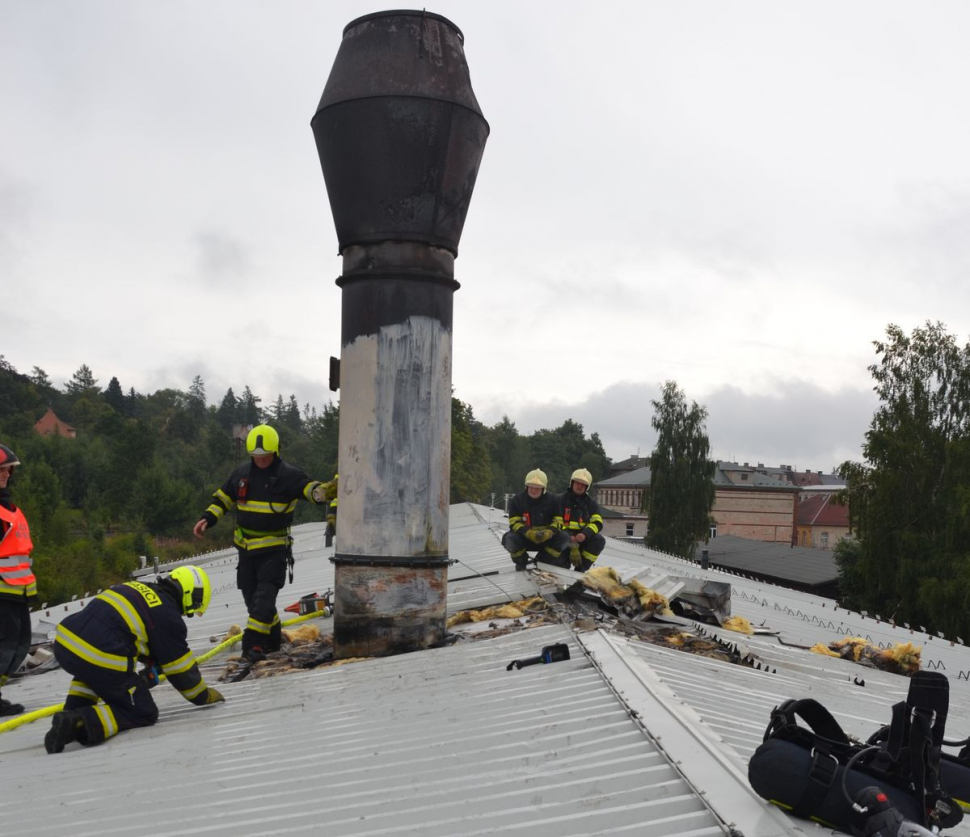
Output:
[4, 1, 968, 473]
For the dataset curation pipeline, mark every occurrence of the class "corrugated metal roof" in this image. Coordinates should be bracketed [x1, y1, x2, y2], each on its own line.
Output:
[5, 503, 970, 837]
[4, 624, 734, 837]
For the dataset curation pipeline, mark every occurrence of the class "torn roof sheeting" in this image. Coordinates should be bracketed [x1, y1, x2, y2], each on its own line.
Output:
[3, 502, 970, 836]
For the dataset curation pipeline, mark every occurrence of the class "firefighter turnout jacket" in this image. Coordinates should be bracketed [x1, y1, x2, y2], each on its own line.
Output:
[556, 489, 605, 539]
[54, 580, 217, 705]
[508, 489, 561, 535]
[0, 501, 35, 600]
[201, 457, 329, 552]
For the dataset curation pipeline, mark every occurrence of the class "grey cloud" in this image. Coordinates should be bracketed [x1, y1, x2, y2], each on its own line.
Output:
[0, 173, 32, 265]
[477, 378, 876, 474]
[194, 231, 252, 285]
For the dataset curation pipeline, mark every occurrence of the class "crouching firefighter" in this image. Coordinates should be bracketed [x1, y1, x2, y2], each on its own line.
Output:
[45, 566, 224, 754]
[192, 424, 335, 664]
[502, 469, 570, 571]
[555, 468, 606, 572]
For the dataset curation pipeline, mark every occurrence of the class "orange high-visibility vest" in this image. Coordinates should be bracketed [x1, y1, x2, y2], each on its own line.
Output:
[0, 505, 36, 595]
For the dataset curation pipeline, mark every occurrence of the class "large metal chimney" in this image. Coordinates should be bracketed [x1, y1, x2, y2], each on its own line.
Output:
[312, 11, 488, 657]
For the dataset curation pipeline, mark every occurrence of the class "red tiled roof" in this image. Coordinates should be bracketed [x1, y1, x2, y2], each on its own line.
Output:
[34, 408, 76, 438]
[796, 492, 849, 527]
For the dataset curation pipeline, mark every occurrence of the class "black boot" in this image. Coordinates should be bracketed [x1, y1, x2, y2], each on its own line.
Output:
[0, 697, 24, 717]
[45, 710, 82, 754]
[242, 646, 266, 664]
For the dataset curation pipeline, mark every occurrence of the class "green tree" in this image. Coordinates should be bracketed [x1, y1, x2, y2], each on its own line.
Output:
[643, 381, 715, 560]
[836, 322, 970, 638]
[65, 364, 100, 398]
[215, 387, 238, 431]
[104, 376, 126, 413]
[451, 397, 491, 502]
[282, 395, 303, 433]
[188, 375, 207, 422]
[29, 366, 53, 389]
[239, 386, 261, 426]
[485, 416, 531, 497]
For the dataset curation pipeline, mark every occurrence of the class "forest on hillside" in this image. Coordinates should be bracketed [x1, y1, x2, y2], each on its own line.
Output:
[0, 357, 610, 605]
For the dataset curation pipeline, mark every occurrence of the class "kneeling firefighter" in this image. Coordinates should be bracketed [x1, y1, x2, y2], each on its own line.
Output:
[45, 566, 224, 754]
[556, 468, 606, 572]
[501, 469, 571, 571]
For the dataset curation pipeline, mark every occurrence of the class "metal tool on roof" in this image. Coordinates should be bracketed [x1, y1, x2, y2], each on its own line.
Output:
[506, 643, 570, 671]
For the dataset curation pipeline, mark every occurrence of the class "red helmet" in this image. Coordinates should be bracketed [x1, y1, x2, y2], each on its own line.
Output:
[0, 444, 20, 469]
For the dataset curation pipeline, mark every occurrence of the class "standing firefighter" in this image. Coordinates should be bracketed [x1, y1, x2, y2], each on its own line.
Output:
[326, 474, 338, 536]
[0, 444, 34, 717]
[556, 468, 606, 571]
[501, 469, 570, 571]
[45, 566, 224, 754]
[193, 424, 335, 663]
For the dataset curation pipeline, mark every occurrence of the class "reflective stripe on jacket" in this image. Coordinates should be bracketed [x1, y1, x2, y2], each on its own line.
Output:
[507, 489, 560, 534]
[54, 581, 214, 705]
[556, 490, 605, 537]
[201, 458, 326, 553]
[0, 505, 36, 597]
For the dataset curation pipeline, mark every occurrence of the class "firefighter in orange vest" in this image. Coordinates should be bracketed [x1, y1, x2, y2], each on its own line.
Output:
[0, 444, 35, 716]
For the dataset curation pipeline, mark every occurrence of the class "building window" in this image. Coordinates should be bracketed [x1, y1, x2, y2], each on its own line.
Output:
[821, 532, 829, 549]
[740, 473, 748, 481]
[709, 525, 717, 539]
[626, 523, 634, 536]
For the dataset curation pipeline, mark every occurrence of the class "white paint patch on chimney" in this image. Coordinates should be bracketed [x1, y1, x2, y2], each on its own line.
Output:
[337, 315, 452, 558]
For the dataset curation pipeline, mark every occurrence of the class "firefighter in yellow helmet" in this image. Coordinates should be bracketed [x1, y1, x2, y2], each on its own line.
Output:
[45, 566, 223, 754]
[326, 474, 338, 534]
[501, 469, 570, 571]
[192, 424, 336, 663]
[554, 468, 606, 571]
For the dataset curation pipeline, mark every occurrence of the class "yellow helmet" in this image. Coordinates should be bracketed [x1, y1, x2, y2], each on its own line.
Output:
[246, 424, 280, 457]
[570, 468, 593, 488]
[524, 469, 548, 491]
[169, 565, 212, 617]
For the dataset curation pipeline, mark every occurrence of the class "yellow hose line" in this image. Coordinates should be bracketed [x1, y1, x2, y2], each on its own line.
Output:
[0, 607, 331, 735]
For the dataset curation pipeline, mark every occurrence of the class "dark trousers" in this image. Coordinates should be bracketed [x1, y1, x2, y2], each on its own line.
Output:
[568, 531, 606, 558]
[0, 599, 31, 689]
[237, 548, 287, 653]
[501, 529, 572, 569]
[52, 642, 158, 746]
[565, 531, 606, 571]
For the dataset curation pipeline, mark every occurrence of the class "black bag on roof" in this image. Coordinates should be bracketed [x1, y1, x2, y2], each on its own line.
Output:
[747, 671, 963, 833]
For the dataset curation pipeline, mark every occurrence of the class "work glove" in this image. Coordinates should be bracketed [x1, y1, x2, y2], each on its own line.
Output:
[524, 527, 553, 545]
[326, 514, 336, 529]
[568, 544, 583, 569]
[139, 664, 161, 689]
[312, 481, 337, 503]
[205, 687, 226, 704]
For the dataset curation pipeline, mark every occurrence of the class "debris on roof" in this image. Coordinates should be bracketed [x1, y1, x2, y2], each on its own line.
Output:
[445, 595, 548, 628]
[579, 565, 673, 618]
[811, 636, 922, 675]
[722, 614, 754, 635]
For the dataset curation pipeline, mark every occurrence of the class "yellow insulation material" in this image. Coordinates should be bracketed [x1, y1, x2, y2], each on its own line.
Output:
[446, 596, 545, 628]
[811, 643, 841, 658]
[581, 566, 672, 617]
[721, 615, 753, 635]
[282, 624, 321, 644]
[813, 636, 921, 674]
